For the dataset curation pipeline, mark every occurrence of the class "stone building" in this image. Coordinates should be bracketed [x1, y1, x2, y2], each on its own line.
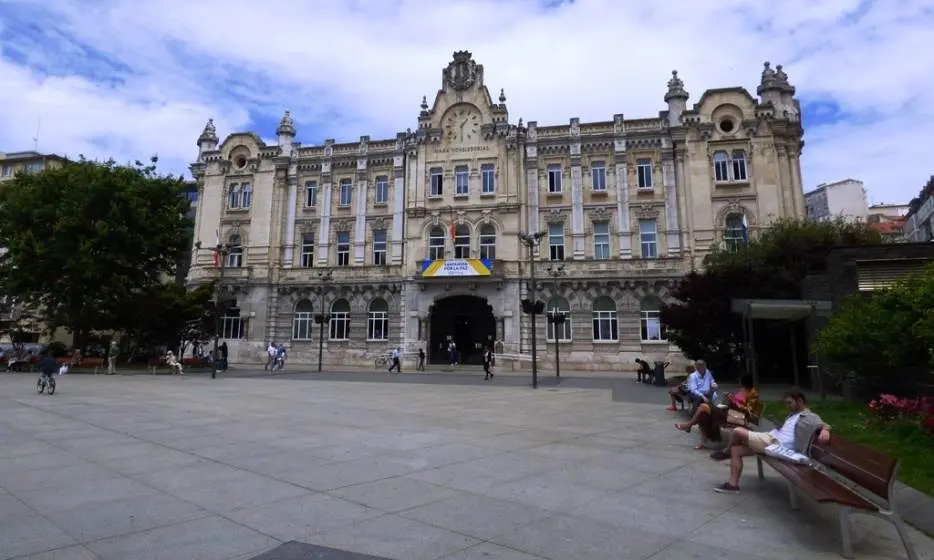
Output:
[187, 52, 806, 371]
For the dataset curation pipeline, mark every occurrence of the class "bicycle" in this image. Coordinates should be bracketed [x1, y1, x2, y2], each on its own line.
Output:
[36, 374, 56, 395]
[374, 355, 390, 369]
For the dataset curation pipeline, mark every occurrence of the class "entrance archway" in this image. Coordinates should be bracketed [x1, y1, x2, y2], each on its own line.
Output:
[429, 295, 496, 365]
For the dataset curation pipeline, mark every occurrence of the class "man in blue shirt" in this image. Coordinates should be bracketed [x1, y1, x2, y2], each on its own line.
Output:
[685, 360, 718, 410]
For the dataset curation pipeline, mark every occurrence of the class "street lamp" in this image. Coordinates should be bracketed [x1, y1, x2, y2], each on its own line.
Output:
[314, 269, 333, 372]
[195, 224, 241, 379]
[517, 230, 546, 388]
[546, 264, 566, 380]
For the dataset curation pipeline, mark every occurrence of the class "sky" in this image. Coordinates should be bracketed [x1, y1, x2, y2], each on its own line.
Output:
[1, 0, 933, 205]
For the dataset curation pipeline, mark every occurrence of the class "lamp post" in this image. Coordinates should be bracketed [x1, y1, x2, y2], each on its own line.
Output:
[518, 230, 546, 388]
[196, 225, 240, 379]
[546, 264, 566, 380]
[314, 269, 333, 372]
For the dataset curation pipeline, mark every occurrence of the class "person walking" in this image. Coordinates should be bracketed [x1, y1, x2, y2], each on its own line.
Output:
[417, 348, 425, 371]
[483, 347, 494, 380]
[388, 347, 402, 373]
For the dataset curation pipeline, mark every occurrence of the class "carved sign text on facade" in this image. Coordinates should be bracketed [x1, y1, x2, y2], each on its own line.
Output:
[434, 146, 491, 154]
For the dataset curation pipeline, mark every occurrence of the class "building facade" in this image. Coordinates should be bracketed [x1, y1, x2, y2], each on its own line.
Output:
[905, 177, 934, 243]
[187, 53, 806, 371]
[804, 179, 869, 222]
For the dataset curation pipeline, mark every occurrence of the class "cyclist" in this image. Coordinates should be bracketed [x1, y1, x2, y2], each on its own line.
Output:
[39, 352, 57, 385]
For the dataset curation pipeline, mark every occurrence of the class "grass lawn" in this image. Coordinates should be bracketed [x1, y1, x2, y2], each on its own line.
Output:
[764, 399, 934, 497]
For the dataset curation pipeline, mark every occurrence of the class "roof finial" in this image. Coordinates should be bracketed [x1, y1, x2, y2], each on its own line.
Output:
[198, 118, 218, 145]
[664, 70, 689, 102]
[277, 110, 295, 136]
[420, 96, 429, 114]
[499, 88, 506, 104]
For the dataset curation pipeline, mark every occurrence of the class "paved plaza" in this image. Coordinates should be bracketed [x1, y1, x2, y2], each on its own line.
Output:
[1, 374, 932, 560]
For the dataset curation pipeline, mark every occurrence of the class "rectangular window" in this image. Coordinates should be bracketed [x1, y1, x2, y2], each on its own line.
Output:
[339, 180, 352, 206]
[367, 311, 388, 341]
[547, 164, 562, 193]
[220, 315, 245, 339]
[305, 181, 317, 207]
[479, 228, 496, 260]
[591, 161, 606, 191]
[637, 159, 653, 189]
[1, 165, 13, 177]
[293, 311, 313, 340]
[731, 151, 748, 181]
[24, 162, 44, 173]
[481, 164, 495, 194]
[592, 311, 618, 341]
[593, 222, 610, 260]
[454, 165, 469, 195]
[240, 183, 252, 208]
[454, 228, 470, 259]
[375, 176, 389, 204]
[640, 310, 666, 342]
[429, 167, 444, 196]
[300, 233, 315, 268]
[373, 230, 387, 265]
[548, 223, 565, 261]
[337, 232, 350, 266]
[227, 183, 241, 209]
[640, 219, 658, 258]
[329, 312, 349, 340]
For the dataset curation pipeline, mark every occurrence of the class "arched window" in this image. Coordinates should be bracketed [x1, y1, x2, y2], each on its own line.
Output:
[329, 299, 350, 340]
[227, 183, 242, 209]
[731, 150, 747, 181]
[292, 299, 314, 340]
[639, 296, 666, 342]
[240, 182, 253, 208]
[713, 150, 749, 183]
[367, 298, 389, 341]
[220, 305, 244, 339]
[226, 235, 243, 268]
[454, 225, 471, 259]
[546, 297, 571, 342]
[591, 296, 618, 341]
[713, 151, 730, 183]
[428, 226, 445, 261]
[479, 224, 496, 261]
[724, 213, 748, 251]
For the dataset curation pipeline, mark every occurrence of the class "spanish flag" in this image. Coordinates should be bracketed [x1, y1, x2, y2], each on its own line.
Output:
[449, 223, 456, 240]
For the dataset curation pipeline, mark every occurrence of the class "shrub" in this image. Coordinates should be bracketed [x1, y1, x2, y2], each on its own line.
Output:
[867, 393, 934, 437]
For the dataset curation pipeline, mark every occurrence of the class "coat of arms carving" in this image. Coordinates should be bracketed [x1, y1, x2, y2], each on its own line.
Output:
[444, 51, 480, 91]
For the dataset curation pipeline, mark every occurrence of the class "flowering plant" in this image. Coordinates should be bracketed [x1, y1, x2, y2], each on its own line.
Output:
[867, 394, 934, 436]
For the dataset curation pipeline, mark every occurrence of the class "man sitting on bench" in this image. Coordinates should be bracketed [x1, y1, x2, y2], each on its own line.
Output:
[710, 388, 830, 494]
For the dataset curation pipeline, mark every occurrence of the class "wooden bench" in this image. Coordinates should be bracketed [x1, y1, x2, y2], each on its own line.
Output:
[755, 430, 917, 559]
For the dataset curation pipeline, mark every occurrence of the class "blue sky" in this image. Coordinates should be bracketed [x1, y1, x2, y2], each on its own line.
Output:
[1, 0, 933, 205]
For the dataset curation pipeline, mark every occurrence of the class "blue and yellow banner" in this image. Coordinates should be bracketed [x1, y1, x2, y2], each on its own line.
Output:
[420, 259, 493, 277]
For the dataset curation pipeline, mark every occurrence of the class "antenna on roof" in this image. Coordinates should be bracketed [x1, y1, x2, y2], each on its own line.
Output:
[32, 117, 41, 152]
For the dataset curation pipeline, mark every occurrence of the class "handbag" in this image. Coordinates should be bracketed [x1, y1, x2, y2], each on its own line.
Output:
[726, 409, 747, 426]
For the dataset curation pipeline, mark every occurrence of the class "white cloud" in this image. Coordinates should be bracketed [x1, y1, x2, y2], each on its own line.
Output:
[0, 0, 932, 202]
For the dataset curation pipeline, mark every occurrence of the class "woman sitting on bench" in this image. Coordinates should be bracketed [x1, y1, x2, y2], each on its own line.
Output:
[676, 374, 759, 450]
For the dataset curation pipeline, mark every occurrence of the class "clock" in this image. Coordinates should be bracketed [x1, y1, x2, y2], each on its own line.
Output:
[443, 107, 481, 142]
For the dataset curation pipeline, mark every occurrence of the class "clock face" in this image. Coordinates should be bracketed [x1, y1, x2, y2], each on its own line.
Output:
[443, 107, 481, 142]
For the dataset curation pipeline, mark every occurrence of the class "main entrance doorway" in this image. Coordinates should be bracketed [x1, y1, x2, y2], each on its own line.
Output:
[429, 295, 496, 365]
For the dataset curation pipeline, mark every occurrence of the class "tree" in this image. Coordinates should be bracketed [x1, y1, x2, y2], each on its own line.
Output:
[661, 218, 883, 375]
[114, 281, 216, 361]
[814, 264, 934, 392]
[0, 157, 192, 347]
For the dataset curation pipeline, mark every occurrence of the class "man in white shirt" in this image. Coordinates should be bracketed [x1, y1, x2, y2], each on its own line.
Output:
[686, 360, 718, 409]
[388, 347, 401, 373]
[264, 342, 277, 371]
[712, 388, 831, 494]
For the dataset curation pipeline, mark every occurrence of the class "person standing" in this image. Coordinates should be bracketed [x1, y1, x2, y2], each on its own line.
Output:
[417, 348, 425, 371]
[107, 338, 119, 375]
[219, 341, 229, 371]
[388, 347, 401, 373]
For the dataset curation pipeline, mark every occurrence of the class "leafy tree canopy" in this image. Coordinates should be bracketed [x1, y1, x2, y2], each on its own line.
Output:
[115, 281, 216, 360]
[661, 218, 884, 374]
[814, 264, 934, 390]
[0, 157, 192, 345]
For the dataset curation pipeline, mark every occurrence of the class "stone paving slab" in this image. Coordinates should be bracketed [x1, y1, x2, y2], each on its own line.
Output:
[1, 374, 932, 560]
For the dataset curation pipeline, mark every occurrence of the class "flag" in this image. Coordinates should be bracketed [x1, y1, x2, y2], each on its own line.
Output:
[741, 214, 749, 244]
[213, 230, 220, 267]
[449, 224, 456, 241]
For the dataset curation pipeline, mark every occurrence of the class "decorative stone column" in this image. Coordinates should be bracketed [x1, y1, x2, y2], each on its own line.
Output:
[316, 140, 334, 266]
[613, 114, 631, 258]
